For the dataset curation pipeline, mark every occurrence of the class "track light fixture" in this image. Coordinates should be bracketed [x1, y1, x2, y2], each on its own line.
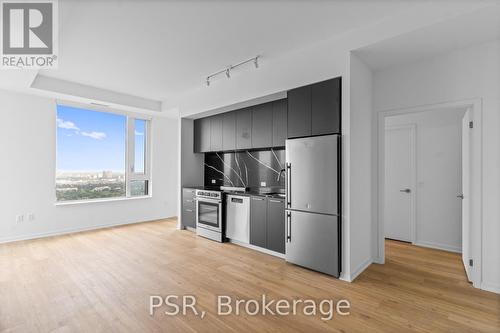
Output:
[205, 55, 260, 87]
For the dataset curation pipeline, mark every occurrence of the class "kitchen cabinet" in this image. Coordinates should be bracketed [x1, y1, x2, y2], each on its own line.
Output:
[249, 195, 286, 254]
[267, 198, 285, 254]
[236, 108, 252, 150]
[222, 112, 236, 151]
[287, 86, 311, 139]
[251, 103, 273, 149]
[287, 77, 341, 139]
[194, 117, 211, 153]
[182, 188, 196, 229]
[311, 78, 340, 135]
[272, 99, 287, 147]
[249, 196, 267, 248]
[210, 114, 223, 152]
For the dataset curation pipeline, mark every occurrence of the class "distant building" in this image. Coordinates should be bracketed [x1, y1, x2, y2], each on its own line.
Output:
[102, 170, 113, 179]
[93, 186, 111, 192]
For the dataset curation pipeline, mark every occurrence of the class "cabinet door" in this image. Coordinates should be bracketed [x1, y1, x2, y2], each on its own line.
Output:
[287, 86, 311, 138]
[182, 188, 197, 228]
[222, 112, 236, 151]
[251, 103, 273, 149]
[236, 108, 252, 150]
[250, 196, 267, 248]
[194, 118, 211, 153]
[267, 198, 285, 253]
[272, 99, 287, 147]
[311, 78, 341, 135]
[210, 114, 223, 152]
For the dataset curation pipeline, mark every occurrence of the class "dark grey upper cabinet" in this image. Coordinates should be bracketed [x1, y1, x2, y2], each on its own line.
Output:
[210, 114, 223, 152]
[251, 103, 273, 149]
[222, 112, 236, 151]
[287, 86, 312, 138]
[236, 108, 252, 150]
[267, 198, 285, 254]
[194, 117, 211, 153]
[250, 196, 267, 248]
[272, 99, 287, 147]
[311, 78, 341, 135]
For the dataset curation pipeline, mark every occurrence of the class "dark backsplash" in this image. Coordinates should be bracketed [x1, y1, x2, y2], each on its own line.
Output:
[204, 149, 285, 191]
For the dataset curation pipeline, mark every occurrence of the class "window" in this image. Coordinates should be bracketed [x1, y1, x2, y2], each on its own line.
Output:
[56, 104, 151, 202]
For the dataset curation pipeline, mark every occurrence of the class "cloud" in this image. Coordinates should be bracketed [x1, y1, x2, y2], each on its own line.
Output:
[57, 118, 79, 131]
[135, 130, 144, 136]
[81, 131, 107, 140]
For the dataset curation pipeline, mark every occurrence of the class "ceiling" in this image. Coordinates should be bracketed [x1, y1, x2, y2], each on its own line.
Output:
[38, 0, 417, 102]
[354, 5, 500, 71]
[0, 1, 498, 114]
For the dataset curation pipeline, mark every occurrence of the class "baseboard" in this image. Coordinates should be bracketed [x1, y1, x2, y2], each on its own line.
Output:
[0, 216, 176, 244]
[350, 257, 373, 282]
[227, 239, 285, 259]
[414, 240, 461, 253]
[480, 282, 500, 294]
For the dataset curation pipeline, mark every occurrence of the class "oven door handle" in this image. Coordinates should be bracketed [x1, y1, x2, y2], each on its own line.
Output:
[195, 197, 222, 204]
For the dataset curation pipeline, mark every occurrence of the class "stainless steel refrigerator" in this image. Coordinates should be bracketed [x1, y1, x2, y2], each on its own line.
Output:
[285, 134, 341, 277]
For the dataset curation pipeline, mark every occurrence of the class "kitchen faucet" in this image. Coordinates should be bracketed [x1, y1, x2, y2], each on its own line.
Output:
[277, 168, 286, 181]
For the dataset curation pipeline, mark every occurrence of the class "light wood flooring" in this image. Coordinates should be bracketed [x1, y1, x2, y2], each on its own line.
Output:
[1, 218, 498, 332]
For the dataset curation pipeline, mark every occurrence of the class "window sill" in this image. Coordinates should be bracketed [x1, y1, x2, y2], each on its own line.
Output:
[55, 195, 152, 207]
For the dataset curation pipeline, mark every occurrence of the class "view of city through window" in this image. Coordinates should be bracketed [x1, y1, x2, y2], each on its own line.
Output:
[56, 105, 127, 201]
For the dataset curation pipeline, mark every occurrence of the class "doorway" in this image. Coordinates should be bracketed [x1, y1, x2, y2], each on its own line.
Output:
[377, 100, 482, 288]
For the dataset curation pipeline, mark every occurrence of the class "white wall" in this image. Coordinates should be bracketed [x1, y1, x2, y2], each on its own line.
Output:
[374, 39, 500, 293]
[386, 108, 466, 252]
[348, 54, 374, 280]
[0, 89, 179, 243]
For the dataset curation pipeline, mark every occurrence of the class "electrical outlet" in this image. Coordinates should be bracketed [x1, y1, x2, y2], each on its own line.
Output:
[260, 181, 266, 187]
[16, 215, 24, 223]
[27, 213, 35, 221]
[211, 179, 216, 184]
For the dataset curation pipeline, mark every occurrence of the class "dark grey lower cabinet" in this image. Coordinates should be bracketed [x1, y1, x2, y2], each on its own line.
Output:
[267, 198, 285, 254]
[250, 196, 267, 248]
[250, 195, 285, 254]
[182, 188, 196, 229]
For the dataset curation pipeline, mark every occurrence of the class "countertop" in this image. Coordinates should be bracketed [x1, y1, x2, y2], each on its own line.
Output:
[183, 185, 285, 199]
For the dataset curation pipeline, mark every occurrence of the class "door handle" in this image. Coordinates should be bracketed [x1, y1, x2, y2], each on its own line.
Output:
[399, 188, 411, 193]
[286, 163, 291, 208]
[286, 211, 291, 242]
[457, 194, 464, 199]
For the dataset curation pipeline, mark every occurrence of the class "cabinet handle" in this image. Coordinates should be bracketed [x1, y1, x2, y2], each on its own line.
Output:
[186, 199, 193, 203]
[252, 197, 265, 201]
[185, 209, 194, 212]
[286, 211, 291, 242]
[269, 199, 283, 203]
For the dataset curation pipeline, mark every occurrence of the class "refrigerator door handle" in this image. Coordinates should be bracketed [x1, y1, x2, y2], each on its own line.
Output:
[286, 163, 291, 208]
[286, 211, 291, 242]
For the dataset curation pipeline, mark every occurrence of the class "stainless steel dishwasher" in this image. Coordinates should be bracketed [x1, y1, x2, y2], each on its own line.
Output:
[225, 194, 250, 244]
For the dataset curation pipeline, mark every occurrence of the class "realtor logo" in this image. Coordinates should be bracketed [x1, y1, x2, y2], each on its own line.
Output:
[1, 0, 58, 68]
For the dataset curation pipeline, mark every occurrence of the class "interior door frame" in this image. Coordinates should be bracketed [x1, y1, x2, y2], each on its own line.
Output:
[376, 98, 483, 289]
[384, 124, 417, 244]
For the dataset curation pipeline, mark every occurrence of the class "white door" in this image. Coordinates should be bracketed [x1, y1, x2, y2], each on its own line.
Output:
[461, 109, 472, 281]
[384, 125, 415, 242]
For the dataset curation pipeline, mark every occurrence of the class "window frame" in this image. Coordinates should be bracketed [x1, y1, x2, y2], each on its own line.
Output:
[126, 117, 152, 197]
[55, 100, 152, 203]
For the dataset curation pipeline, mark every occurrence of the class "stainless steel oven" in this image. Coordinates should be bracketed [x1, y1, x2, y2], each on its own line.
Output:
[195, 189, 224, 242]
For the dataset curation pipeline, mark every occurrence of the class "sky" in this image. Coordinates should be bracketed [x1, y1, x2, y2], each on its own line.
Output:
[56, 105, 127, 172]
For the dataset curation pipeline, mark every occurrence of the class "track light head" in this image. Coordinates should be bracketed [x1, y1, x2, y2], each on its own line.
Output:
[254, 56, 259, 68]
[225, 68, 231, 79]
[206, 78, 210, 86]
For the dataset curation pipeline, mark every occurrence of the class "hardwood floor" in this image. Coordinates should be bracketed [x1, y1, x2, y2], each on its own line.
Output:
[1, 219, 498, 333]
